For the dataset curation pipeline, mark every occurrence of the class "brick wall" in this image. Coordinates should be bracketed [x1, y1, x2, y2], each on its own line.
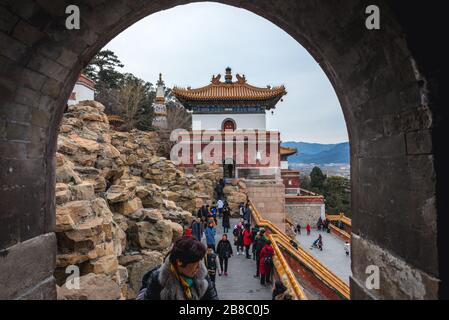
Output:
[286, 202, 324, 229]
[246, 180, 286, 232]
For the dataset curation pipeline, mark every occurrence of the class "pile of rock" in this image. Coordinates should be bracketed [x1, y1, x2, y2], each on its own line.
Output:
[223, 179, 248, 217]
[55, 101, 222, 299]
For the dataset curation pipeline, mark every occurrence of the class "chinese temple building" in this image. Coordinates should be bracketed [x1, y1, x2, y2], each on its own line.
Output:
[172, 67, 287, 180]
[152, 73, 168, 129]
[68, 74, 95, 106]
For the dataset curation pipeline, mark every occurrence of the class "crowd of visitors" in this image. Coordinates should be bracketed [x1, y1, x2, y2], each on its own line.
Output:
[137, 180, 291, 300]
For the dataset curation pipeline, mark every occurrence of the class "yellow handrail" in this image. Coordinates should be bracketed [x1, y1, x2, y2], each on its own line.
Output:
[328, 224, 351, 240]
[272, 234, 350, 300]
[326, 213, 352, 227]
[250, 199, 350, 300]
[269, 234, 308, 300]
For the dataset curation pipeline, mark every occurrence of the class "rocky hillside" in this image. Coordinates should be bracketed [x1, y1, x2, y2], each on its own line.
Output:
[54, 101, 224, 299]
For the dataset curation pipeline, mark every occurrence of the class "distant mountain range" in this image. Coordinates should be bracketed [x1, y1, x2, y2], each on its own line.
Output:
[282, 141, 350, 164]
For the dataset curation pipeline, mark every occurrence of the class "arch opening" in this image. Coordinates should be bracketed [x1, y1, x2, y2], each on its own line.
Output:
[0, 0, 445, 300]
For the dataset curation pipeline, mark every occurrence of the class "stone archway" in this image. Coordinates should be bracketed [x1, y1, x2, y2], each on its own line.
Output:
[0, 0, 447, 300]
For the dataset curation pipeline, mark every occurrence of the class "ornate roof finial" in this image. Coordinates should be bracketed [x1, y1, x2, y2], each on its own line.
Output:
[211, 74, 221, 85]
[225, 67, 232, 84]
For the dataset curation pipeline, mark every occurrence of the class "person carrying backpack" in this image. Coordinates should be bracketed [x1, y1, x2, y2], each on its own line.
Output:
[136, 236, 218, 300]
[259, 240, 274, 285]
[250, 225, 260, 260]
[205, 222, 216, 251]
[204, 244, 218, 283]
[233, 222, 244, 255]
[243, 223, 253, 259]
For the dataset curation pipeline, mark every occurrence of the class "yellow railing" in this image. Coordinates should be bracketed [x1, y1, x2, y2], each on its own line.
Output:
[272, 234, 350, 300]
[269, 234, 308, 300]
[250, 200, 350, 300]
[328, 224, 351, 241]
[326, 213, 352, 227]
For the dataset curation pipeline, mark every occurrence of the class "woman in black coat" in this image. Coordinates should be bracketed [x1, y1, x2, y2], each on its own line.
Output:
[216, 234, 233, 276]
[222, 206, 231, 233]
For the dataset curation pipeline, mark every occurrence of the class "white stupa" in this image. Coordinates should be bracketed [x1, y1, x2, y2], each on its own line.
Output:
[152, 73, 168, 129]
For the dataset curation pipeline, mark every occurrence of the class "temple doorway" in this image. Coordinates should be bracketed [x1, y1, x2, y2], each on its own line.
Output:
[223, 158, 235, 179]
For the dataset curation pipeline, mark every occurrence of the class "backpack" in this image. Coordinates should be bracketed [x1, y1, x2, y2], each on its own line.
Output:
[205, 253, 217, 274]
[264, 255, 273, 268]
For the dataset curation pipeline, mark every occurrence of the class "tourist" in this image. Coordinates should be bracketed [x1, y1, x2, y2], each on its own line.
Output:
[199, 204, 208, 220]
[243, 223, 253, 259]
[306, 223, 311, 235]
[216, 234, 233, 276]
[250, 225, 260, 260]
[238, 202, 245, 219]
[210, 205, 218, 225]
[191, 217, 202, 241]
[291, 224, 297, 235]
[322, 219, 327, 232]
[222, 205, 231, 233]
[204, 244, 218, 283]
[233, 222, 244, 255]
[215, 180, 224, 200]
[290, 239, 299, 250]
[272, 280, 292, 300]
[317, 217, 322, 231]
[296, 223, 301, 235]
[311, 234, 323, 251]
[184, 228, 192, 237]
[137, 236, 218, 300]
[217, 198, 224, 218]
[205, 222, 216, 251]
[259, 240, 274, 286]
[344, 242, 350, 256]
[207, 210, 216, 228]
[253, 229, 267, 278]
[243, 202, 252, 224]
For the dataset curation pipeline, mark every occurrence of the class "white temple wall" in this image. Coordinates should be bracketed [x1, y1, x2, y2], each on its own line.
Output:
[192, 113, 266, 130]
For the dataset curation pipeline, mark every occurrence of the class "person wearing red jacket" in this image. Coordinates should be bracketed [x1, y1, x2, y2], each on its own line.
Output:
[306, 223, 311, 235]
[243, 223, 252, 259]
[259, 240, 274, 285]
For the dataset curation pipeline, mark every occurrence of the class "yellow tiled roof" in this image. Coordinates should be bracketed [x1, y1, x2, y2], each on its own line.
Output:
[172, 73, 286, 101]
[280, 146, 297, 156]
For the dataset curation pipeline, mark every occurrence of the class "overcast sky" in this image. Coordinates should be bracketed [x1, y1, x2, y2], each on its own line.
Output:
[104, 2, 348, 144]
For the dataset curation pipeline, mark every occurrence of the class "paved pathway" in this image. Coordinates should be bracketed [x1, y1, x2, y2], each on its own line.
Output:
[296, 228, 352, 284]
[202, 218, 272, 300]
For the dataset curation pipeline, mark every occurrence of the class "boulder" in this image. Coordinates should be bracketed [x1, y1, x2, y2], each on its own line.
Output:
[106, 180, 137, 203]
[112, 198, 143, 216]
[57, 273, 121, 300]
[126, 251, 163, 299]
[130, 208, 163, 223]
[128, 220, 173, 251]
[166, 221, 183, 241]
[82, 254, 119, 276]
[56, 183, 71, 205]
[70, 182, 95, 201]
[56, 201, 93, 232]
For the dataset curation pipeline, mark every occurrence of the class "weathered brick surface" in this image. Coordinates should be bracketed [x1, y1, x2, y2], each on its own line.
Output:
[286, 203, 323, 228]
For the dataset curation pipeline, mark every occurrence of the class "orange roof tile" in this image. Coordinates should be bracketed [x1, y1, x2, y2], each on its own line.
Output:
[172, 70, 286, 102]
[280, 146, 297, 156]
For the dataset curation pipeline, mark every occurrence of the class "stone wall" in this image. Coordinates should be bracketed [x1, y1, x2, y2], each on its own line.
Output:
[246, 180, 286, 232]
[285, 203, 324, 229]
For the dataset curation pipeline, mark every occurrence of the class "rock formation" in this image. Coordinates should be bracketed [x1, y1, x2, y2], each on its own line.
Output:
[55, 101, 223, 299]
